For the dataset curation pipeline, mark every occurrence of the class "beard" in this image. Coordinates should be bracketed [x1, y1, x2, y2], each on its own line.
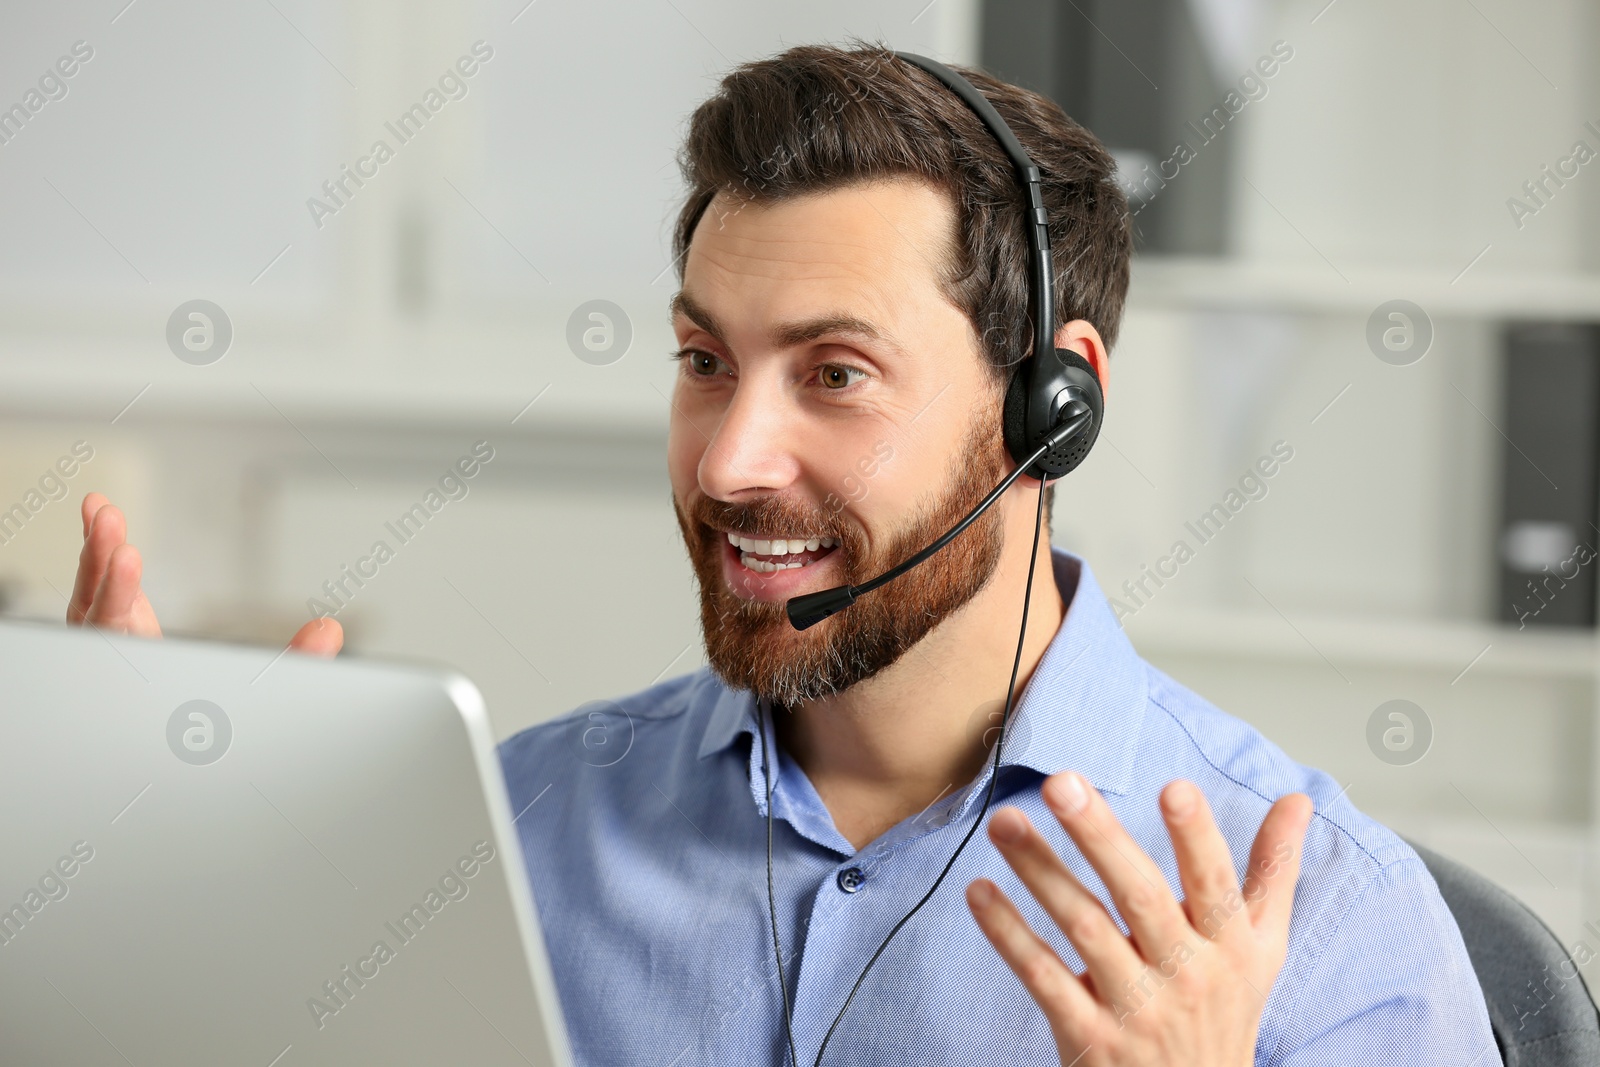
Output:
[673, 408, 1010, 708]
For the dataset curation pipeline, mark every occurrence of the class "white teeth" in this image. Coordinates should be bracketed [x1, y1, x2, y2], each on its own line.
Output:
[738, 553, 807, 573]
[727, 533, 835, 553]
[726, 532, 841, 560]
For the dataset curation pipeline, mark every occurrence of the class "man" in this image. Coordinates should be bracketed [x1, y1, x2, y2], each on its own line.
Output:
[70, 44, 1494, 1066]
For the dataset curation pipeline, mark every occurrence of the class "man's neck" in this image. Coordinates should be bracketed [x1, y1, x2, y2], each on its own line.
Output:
[774, 523, 1068, 851]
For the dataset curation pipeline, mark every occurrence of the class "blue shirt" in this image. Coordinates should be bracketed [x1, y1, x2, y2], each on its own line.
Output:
[498, 549, 1497, 1065]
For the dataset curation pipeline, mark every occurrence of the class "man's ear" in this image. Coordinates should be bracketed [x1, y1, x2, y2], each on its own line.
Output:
[1054, 320, 1108, 401]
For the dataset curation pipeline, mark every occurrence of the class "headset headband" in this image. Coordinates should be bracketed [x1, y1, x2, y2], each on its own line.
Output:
[892, 51, 1055, 376]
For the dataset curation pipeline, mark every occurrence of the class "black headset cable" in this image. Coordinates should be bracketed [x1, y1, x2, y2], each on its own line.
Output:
[759, 473, 1051, 1067]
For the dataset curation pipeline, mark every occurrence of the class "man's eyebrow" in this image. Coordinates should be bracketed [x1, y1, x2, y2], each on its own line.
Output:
[769, 314, 893, 351]
[669, 291, 724, 341]
[671, 290, 904, 358]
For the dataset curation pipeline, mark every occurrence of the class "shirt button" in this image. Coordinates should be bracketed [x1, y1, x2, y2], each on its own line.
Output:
[836, 866, 865, 893]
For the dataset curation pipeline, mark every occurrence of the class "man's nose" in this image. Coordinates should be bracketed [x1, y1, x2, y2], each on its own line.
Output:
[696, 380, 802, 501]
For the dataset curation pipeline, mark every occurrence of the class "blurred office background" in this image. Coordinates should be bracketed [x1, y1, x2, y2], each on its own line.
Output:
[5, 0, 1600, 977]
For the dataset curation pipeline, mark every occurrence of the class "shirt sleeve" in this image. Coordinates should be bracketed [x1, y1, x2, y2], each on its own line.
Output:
[1264, 855, 1500, 1066]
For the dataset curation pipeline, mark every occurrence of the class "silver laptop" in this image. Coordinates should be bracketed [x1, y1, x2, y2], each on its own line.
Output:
[0, 618, 572, 1066]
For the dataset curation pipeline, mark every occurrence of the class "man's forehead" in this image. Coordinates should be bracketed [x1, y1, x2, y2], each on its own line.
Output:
[675, 180, 962, 342]
[703, 175, 953, 225]
[689, 180, 955, 282]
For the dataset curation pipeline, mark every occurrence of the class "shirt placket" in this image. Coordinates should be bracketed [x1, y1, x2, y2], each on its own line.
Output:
[768, 754, 988, 1064]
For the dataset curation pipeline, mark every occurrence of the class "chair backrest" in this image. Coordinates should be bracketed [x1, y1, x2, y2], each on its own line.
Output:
[1406, 838, 1600, 1066]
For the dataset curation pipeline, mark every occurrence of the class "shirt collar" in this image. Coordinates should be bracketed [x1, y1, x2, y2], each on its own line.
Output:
[696, 548, 1149, 799]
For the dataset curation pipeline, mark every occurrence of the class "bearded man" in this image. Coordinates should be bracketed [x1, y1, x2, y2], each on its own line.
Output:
[68, 43, 1495, 1067]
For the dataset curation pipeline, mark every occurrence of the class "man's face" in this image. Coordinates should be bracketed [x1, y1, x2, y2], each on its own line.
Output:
[668, 178, 1014, 707]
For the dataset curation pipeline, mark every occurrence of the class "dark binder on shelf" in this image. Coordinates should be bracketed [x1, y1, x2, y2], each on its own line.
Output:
[1497, 321, 1600, 628]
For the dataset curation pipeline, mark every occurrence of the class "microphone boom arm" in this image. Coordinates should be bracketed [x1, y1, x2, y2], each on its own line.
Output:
[785, 408, 1092, 631]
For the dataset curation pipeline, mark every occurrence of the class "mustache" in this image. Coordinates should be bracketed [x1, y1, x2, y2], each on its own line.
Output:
[691, 494, 844, 542]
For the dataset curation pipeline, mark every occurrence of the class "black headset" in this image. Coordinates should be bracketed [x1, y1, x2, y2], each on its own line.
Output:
[887, 55, 1107, 481]
[763, 51, 1110, 1067]
[784, 51, 1105, 632]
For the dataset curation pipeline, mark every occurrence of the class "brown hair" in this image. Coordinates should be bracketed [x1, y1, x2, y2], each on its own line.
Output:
[672, 41, 1132, 387]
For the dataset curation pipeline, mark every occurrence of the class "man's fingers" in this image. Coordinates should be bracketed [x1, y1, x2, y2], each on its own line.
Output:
[987, 806, 1146, 994]
[966, 877, 1101, 1042]
[1042, 771, 1189, 964]
[289, 617, 344, 657]
[1243, 793, 1313, 933]
[1160, 780, 1246, 944]
[80, 492, 109, 539]
[84, 543, 147, 632]
[69, 499, 122, 625]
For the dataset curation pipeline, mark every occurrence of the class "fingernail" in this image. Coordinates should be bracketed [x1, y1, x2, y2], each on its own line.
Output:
[1050, 772, 1088, 812]
[989, 808, 1026, 844]
[1166, 780, 1198, 819]
[969, 880, 995, 906]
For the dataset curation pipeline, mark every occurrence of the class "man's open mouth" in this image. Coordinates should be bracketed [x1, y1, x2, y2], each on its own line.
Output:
[725, 531, 840, 574]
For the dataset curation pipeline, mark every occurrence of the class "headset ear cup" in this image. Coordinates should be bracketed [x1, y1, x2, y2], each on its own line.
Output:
[1054, 348, 1105, 413]
[1001, 361, 1033, 465]
[1002, 348, 1105, 477]
[1048, 347, 1105, 477]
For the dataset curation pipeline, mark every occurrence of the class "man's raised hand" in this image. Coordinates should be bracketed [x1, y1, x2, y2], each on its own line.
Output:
[68, 492, 343, 656]
[966, 772, 1313, 1067]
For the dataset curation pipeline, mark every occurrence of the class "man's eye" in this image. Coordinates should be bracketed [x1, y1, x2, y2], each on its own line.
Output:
[819, 364, 865, 390]
[677, 350, 727, 377]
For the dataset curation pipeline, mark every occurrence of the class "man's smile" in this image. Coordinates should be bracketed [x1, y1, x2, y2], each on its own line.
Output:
[725, 530, 840, 572]
[715, 526, 844, 601]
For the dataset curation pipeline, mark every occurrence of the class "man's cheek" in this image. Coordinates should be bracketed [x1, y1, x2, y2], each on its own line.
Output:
[665, 430, 703, 497]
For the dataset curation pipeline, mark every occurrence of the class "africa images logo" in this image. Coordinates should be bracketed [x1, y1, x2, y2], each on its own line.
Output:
[305, 841, 497, 1030]
[1109, 441, 1295, 622]
[166, 700, 232, 766]
[305, 42, 494, 229]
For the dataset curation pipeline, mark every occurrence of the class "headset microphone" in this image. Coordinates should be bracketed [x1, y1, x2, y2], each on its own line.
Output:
[785, 405, 1093, 631]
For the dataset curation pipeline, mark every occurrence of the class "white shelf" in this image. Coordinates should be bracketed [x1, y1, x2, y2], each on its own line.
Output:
[1121, 605, 1599, 680]
[0, 320, 677, 435]
[1130, 256, 1600, 321]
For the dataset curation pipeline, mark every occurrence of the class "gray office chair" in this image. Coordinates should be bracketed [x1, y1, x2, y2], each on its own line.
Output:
[1406, 838, 1600, 1066]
